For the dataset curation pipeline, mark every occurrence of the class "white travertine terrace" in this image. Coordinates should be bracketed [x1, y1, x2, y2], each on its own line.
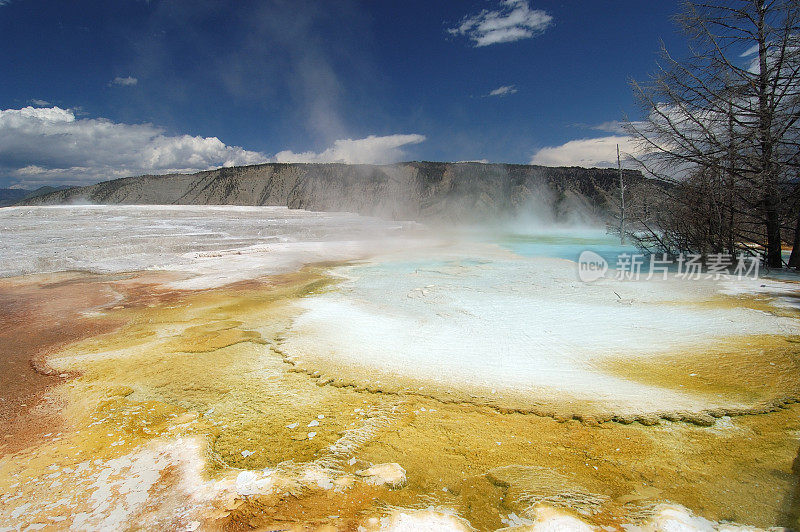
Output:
[0, 205, 427, 288]
[278, 253, 800, 416]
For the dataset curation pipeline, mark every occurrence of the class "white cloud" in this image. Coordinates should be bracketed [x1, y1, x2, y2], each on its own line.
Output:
[589, 121, 629, 134]
[30, 99, 51, 107]
[0, 106, 268, 187]
[738, 39, 799, 74]
[487, 85, 518, 97]
[448, 0, 552, 47]
[111, 76, 138, 86]
[740, 43, 760, 57]
[568, 120, 647, 134]
[530, 135, 642, 168]
[274, 134, 426, 164]
[0, 106, 427, 187]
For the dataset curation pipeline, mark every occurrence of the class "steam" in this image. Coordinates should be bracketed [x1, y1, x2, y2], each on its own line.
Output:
[127, 1, 372, 146]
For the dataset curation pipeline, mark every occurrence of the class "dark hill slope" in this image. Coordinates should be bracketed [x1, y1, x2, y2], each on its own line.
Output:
[24, 162, 641, 222]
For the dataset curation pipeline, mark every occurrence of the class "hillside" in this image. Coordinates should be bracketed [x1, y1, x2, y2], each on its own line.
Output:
[0, 186, 73, 207]
[0, 189, 29, 207]
[22, 162, 640, 222]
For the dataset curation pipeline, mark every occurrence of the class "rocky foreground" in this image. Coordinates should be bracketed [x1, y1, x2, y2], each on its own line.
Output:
[22, 162, 641, 222]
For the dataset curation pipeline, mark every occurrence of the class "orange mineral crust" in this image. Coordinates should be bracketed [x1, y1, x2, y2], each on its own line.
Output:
[0, 267, 798, 530]
[0, 272, 123, 454]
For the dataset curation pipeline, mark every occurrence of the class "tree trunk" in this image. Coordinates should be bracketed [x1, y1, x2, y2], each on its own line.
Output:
[756, 1, 782, 269]
[765, 194, 783, 268]
[788, 210, 800, 268]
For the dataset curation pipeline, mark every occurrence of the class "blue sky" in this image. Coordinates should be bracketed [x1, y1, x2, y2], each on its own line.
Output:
[0, 0, 688, 188]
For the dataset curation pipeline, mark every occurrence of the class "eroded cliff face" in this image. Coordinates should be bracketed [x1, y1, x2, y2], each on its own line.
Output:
[22, 162, 640, 222]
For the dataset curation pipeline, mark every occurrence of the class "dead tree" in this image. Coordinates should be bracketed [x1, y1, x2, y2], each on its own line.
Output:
[625, 0, 800, 267]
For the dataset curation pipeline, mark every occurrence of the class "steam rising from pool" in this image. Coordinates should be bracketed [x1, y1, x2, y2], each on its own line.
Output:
[278, 242, 800, 418]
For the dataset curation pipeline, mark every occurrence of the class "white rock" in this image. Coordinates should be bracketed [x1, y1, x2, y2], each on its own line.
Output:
[647, 504, 721, 532]
[356, 463, 406, 488]
[504, 506, 593, 532]
[235, 470, 273, 496]
[235, 471, 258, 495]
[380, 508, 473, 531]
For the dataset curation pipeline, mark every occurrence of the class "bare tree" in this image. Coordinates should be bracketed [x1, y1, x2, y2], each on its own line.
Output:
[626, 0, 800, 268]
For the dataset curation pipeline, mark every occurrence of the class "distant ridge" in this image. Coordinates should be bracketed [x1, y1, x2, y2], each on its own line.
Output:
[20, 162, 642, 222]
[0, 185, 73, 207]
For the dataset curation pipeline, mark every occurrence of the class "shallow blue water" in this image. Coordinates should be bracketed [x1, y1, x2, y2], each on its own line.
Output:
[493, 229, 800, 280]
[492, 229, 638, 267]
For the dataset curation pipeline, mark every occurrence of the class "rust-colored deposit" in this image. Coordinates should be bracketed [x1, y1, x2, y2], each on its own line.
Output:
[0, 269, 799, 531]
[0, 273, 123, 453]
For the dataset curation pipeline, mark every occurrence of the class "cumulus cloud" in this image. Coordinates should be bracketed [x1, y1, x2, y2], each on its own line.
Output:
[530, 135, 642, 168]
[29, 99, 51, 107]
[448, 0, 552, 47]
[274, 134, 426, 165]
[0, 106, 268, 187]
[111, 76, 138, 86]
[487, 85, 518, 97]
[0, 106, 428, 187]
